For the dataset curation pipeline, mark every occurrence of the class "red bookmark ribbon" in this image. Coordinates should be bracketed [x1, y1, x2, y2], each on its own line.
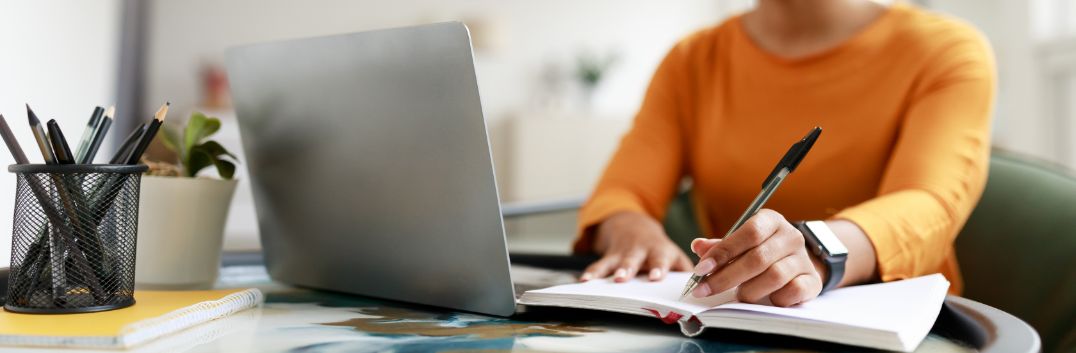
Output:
[644, 308, 684, 324]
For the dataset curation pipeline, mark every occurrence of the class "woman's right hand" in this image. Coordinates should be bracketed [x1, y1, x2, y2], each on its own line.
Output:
[581, 211, 694, 283]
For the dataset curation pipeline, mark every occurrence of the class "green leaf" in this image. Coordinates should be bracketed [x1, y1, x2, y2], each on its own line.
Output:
[187, 140, 239, 179]
[213, 159, 236, 180]
[186, 148, 213, 177]
[195, 140, 238, 161]
[183, 112, 221, 154]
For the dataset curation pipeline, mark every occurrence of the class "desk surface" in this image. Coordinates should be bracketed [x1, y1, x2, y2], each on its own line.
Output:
[0, 253, 1040, 353]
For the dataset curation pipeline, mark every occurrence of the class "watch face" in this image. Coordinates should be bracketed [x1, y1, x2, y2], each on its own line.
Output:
[805, 221, 848, 257]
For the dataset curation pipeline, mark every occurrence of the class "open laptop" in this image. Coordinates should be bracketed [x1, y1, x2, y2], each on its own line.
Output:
[226, 22, 565, 317]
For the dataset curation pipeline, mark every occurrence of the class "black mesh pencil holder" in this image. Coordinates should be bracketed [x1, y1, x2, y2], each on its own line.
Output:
[5, 164, 147, 313]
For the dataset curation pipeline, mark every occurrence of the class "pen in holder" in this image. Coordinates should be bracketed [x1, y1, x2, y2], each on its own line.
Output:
[5, 164, 147, 313]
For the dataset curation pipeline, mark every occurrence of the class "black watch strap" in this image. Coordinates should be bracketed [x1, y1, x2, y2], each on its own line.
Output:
[821, 254, 844, 293]
[795, 221, 847, 294]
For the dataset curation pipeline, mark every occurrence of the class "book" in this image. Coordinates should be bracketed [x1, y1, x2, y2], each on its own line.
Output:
[519, 273, 949, 352]
[0, 288, 263, 349]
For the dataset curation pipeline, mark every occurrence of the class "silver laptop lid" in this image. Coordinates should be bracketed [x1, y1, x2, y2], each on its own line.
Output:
[226, 22, 516, 316]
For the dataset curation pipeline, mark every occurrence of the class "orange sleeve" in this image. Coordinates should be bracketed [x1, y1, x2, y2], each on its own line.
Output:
[572, 41, 694, 254]
[835, 32, 996, 281]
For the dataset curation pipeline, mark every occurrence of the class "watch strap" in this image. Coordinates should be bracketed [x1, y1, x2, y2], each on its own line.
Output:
[795, 221, 845, 294]
[821, 254, 843, 293]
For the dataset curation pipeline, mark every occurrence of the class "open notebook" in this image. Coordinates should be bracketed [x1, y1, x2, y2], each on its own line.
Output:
[519, 273, 949, 352]
[0, 288, 263, 349]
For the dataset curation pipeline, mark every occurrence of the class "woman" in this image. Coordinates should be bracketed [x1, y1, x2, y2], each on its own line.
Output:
[575, 0, 994, 307]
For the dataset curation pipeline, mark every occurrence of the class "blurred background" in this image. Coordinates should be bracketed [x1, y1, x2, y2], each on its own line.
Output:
[0, 0, 1074, 263]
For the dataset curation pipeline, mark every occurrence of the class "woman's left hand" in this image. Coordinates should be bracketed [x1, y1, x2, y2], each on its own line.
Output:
[689, 209, 825, 307]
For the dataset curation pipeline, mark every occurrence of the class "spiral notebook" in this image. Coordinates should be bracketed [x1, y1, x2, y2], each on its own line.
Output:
[0, 288, 263, 349]
[519, 273, 949, 352]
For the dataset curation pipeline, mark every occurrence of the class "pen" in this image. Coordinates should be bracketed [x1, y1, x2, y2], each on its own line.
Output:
[26, 104, 57, 164]
[28, 108, 86, 299]
[0, 114, 30, 164]
[23, 107, 109, 301]
[123, 102, 169, 165]
[80, 106, 114, 164]
[110, 123, 146, 164]
[74, 106, 105, 163]
[679, 126, 822, 299]
[47, 119, 76, 165]
[5, 113, 60, 298]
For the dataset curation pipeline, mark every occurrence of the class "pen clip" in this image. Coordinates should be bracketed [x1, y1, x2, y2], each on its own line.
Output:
[761, 126, 822, 189]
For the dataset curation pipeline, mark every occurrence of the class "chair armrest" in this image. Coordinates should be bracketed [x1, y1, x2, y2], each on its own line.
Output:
[501, 196, 585, 219]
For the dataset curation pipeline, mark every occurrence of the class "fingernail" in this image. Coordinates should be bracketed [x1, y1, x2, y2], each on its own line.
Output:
[692, 283, 712, 298]
[580, 273, 592, 282]
[694, 258, 716, 276]
[614, 268, 627, 280]
[649, 268, 662, 280]
[690, 238, 705, 253]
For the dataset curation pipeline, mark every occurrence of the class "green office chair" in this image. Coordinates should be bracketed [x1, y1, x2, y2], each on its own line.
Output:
[662, 151, 1076, 353]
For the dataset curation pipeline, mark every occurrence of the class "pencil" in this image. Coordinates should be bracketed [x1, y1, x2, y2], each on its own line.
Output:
[74, 106, 105, 163]
[0, 114, 30, 164]
[80, 106, 114, 164]
[26, 104, 57, 164]
[123, 102, 169, 165]
[47, 119, 76, 165]
[110, 123, 146, 164]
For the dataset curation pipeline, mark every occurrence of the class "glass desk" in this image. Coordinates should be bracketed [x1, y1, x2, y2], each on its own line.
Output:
[0, 253, 1040, 353]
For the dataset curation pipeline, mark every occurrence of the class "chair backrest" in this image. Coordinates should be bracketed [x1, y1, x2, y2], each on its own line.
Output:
[955, 152, 1076, 353]
[662, 151, 1076, 352]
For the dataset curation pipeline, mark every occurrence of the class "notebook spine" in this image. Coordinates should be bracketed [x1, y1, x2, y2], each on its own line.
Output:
[119, 288, 265, 348]
[678, 317, 705, 337]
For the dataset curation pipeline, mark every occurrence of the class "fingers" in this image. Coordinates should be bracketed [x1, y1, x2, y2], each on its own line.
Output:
[694, 210, 786, 277]
[614, 250, 647, 283]
[581, 255, 620, 282]
[691, 237, 720, 256]
[682, 209, 825, 306]
[736, 254, 815, 305]
[700, 223, 805, 295]
[582, 247, 694, 282]
[646, 250, 671, 281]
[769, 273, 822, 307]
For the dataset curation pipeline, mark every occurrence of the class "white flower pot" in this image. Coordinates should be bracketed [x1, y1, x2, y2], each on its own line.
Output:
[135, 176, 238, 289]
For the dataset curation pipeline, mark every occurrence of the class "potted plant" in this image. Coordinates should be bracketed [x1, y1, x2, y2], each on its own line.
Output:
[135, 112, 239, 289]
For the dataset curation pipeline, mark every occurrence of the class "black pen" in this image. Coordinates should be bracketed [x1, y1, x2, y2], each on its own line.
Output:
[123, 102, 169, 165]
[74, 106, 105, 163]
[0, 114, 30, 164]
[81, 106, 114, 164]
[47, 120, 76, 165]
[26, 104, 57, 164]
[679, 126, 822, 299]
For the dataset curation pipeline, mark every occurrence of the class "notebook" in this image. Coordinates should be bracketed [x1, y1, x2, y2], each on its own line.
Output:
[0, 288, 263, 349]
[519, 273, 949, 352]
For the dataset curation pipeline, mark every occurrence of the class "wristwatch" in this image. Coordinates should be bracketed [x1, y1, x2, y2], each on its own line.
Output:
[795, 221, 848, 294]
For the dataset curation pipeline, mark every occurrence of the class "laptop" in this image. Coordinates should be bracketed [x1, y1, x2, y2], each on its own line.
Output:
[225, 22, 563, 317]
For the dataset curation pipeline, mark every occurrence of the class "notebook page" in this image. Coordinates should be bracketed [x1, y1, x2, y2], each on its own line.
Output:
[523, 272, 737, 315]
[710, 274, 949, 336]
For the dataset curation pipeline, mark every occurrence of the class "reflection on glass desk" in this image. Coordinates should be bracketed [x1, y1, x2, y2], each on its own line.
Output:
[2, 257, 1039, 353]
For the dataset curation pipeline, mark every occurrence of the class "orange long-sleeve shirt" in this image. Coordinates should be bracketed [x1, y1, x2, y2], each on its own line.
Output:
[574, 4, 995, 294]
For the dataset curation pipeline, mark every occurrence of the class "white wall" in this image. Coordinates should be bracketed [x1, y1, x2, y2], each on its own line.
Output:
[143, 0, 744, 249]
[0, 0, 122, 263]
[145, 0, 734, 123]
